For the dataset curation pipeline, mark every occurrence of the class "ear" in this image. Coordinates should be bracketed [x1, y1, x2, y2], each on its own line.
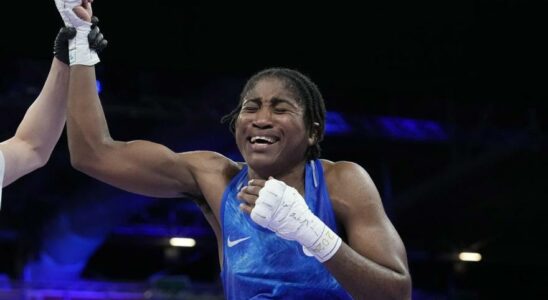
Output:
[308, 122, 320, 146]
[307, 135, 315, 146]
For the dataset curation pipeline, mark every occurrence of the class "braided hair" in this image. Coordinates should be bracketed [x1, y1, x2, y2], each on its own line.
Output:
[221, 68, 326, 160]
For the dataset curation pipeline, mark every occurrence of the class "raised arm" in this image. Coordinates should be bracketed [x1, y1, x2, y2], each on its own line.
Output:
[0, 57, 69, 187]
[64, 2, 226, 199]
[324, 161, 412, 299]
[0, 10, 109, 188]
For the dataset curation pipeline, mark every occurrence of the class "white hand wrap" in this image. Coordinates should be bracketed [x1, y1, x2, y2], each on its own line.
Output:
[251, 178, 342, 262]
[54, 0, 80, 27]
[54, 0, 100, 66]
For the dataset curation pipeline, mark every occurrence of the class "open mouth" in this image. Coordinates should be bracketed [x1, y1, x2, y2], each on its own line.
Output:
[248, 136, 280, 145]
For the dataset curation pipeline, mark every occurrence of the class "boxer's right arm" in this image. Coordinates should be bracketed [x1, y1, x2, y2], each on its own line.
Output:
[65, 1, 232, 199]
[68, 66, 228, 199]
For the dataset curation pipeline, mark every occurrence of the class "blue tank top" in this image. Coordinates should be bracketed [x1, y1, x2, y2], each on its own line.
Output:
[220, 160, 352, 299]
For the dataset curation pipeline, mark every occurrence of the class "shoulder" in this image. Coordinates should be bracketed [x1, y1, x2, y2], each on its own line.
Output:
[0, 148, 4, 180]
[0, 148, 4, 167]
[174, 150, 244, 191]
[177, 151, 242, 177]
[321, 159, 376, 191]
[320, 159, 383, 221]
[175, 151, 244, 214]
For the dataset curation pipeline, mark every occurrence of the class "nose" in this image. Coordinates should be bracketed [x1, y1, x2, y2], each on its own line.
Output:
[252, 107, 273, 129]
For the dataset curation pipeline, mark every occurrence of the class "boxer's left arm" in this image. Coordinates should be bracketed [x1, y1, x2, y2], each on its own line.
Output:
[321, 162, 411, 299]
[238, 163, 412, 299]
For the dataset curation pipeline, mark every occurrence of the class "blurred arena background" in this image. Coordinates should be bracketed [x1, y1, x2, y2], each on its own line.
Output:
[0, 1, 546, 299]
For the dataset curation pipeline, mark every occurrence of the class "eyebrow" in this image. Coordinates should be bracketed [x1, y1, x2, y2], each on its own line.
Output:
[242, 97, 299, 109]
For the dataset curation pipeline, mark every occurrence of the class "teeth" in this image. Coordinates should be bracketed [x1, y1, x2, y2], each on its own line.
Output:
[251, 136, 275, 144]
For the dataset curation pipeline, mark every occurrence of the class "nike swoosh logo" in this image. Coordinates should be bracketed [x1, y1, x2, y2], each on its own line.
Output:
[227, 236, 251, 247]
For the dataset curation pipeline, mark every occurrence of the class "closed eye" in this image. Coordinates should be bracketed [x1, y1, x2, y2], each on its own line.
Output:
[273, 108, 288, 114]
[241, 106, 258, 112]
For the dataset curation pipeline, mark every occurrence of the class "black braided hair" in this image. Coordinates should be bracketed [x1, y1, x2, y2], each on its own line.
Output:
[221, 68, 326, 160]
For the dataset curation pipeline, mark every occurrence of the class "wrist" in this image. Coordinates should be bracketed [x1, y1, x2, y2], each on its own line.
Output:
[298, 212, 342, 263]
[58, 7, 100, 66]
[68, 25, 100, 66]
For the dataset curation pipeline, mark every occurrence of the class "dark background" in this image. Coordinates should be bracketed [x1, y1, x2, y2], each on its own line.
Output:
[1, 1, 547, 299]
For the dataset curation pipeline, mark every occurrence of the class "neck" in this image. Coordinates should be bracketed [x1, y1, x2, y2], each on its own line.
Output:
[248, 160, 308, 195]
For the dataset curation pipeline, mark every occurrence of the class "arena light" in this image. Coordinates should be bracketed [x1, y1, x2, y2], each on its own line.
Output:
[374, 116, 448, 142]
[325, 111, 352, 135]
[169, 237, 196, 248]
[458, 252, 482, 262]
[96, 80, 102, 93]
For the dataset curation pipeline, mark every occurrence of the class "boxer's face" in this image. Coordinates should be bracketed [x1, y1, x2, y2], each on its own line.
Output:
[235, 78, 313, 174]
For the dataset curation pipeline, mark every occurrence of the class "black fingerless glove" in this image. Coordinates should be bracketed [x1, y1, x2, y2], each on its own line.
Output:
[53, 27, 76, 64]
[53, 16, 108, 65]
